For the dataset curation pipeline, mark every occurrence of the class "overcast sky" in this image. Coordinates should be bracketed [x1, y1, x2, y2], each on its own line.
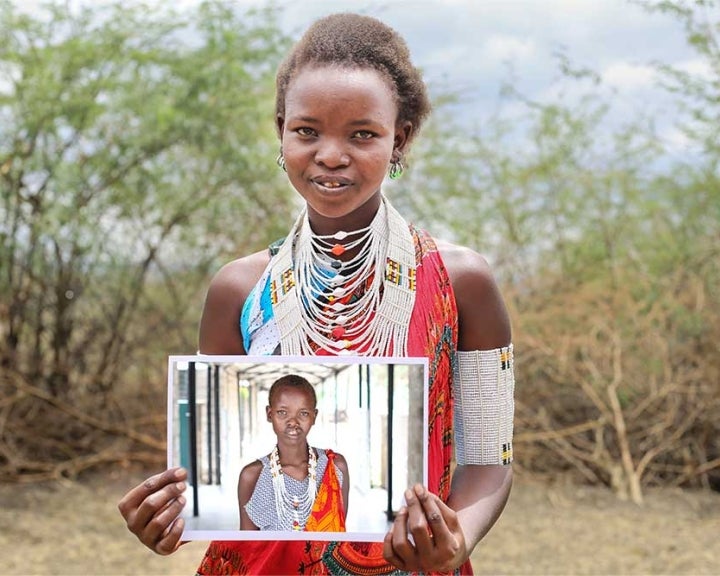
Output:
[266, 0, 705, 151]
[277, 0, 695, 97]
[17, 0, 712, 153]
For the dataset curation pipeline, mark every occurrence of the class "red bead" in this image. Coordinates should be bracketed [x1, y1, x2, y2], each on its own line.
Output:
[331, 326, 345, 340]
[330, 244, 346, 256]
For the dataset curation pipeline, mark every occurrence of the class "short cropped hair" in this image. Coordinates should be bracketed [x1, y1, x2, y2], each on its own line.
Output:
[268, 374, 317, 408]
[276, 13, 431, 140]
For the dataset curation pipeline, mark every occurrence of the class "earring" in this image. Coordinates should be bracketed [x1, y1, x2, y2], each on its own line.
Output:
[276, 148, 286, 172]
[389, 157, 404, 180]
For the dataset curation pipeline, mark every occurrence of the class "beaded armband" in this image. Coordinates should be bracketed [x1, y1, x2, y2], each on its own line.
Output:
[453, 345, 515, 465]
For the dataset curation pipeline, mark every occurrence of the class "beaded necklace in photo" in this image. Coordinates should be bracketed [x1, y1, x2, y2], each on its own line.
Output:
[269, 444, 318, 531]
[270, 195, 417, 356]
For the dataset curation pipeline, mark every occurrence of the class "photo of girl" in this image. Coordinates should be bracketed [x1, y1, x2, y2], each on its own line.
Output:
[239, 374, 349, 533]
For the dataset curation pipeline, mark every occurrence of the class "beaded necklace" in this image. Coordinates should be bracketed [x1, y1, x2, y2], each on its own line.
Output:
[269, 444, 318, 531]
[270, 195, 417, 356]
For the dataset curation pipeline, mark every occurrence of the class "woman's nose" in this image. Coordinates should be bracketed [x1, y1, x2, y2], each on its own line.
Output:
[315, 139, 349, 168]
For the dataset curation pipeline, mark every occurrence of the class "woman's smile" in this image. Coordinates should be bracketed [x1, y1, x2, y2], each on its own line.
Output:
[310, 175, 354, 193]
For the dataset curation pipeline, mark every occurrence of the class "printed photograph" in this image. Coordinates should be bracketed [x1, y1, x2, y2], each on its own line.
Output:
[167, 355, 428, 541]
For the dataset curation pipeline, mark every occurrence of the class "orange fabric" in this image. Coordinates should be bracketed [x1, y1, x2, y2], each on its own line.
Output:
[305, 449, 346, 532]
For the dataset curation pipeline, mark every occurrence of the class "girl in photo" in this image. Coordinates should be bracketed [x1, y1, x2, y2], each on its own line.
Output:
[239, 374, 348, 533]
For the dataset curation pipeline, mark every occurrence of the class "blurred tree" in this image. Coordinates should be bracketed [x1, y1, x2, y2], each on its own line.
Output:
[505, 2, 719, 501]
[0, 0, 293, 478]
[395, 1, 720, 500]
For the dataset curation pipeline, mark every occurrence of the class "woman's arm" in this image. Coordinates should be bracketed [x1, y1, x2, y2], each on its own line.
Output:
[441, 242, 513, 548]
[384, 242, 514, 572]
[238, 460, 263, 530]
[333, 452, 350, 517]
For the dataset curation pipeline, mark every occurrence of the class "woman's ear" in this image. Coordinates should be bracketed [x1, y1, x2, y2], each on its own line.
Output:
[394, 120, 413, 155]
[276, 113, 285, 140]
[266, 405, 272, 422]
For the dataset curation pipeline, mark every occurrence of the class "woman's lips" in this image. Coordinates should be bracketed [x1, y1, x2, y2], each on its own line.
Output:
[311, 175, 352, 191]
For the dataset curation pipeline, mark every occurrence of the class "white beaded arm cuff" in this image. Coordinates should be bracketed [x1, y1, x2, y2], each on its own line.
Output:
[453, 345, 515, 465]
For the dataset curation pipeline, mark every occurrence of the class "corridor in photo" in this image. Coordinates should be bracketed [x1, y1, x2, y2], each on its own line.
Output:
[167, 356, 427, 540]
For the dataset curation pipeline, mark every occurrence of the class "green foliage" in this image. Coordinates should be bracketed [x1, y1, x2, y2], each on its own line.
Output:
[396, 0, 720, 494]
[0, 1, 293, 478]
[1, 0, 718, 490]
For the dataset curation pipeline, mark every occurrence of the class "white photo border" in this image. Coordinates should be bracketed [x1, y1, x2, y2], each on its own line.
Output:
[166, 354, 429, 542]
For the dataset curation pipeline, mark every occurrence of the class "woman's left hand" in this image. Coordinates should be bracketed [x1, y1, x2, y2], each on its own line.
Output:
[383, 484, 467, 573]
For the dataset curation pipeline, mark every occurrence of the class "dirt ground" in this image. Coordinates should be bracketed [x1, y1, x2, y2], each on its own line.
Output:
[1, 469, 719, 575]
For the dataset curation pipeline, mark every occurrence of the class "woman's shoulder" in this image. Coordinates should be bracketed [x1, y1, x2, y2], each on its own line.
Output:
[411, 228, 494, 288]
[435, 239, 493, 281]
[208, 250, 272, 296]
[238, 458, 265, 504]
[319, 448, 348, 472]
[199, 249, 271, 353]
[333, 452, 348, 471]
[239, 458, 265, 484]
[435, 239, 512, 350]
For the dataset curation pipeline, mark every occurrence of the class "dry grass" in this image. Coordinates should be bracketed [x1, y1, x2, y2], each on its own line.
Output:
[1, 469, 718, 575]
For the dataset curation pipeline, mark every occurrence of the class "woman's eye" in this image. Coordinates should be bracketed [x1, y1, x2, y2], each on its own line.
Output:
[300, 411, 309, 418]
[296, 127, 316, 137]
[276, 410, 286, 417]
[353, 130, 375, 140]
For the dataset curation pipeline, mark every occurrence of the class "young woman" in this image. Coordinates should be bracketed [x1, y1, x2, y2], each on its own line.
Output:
[239, 374, 349, 533]
[118, 13, 515, 575]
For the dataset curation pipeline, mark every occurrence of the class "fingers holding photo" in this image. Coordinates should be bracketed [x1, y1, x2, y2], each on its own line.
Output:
[413, 485, 463, 550]
[386, 505, 416, 567]
[154, 515, 186, 556]
[383, 485, 466, 573]
[117, 467, 188, 551]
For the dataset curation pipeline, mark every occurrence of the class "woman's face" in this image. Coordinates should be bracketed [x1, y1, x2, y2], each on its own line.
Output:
[278, 65, 410, 233]
[266, 386, 317, 444]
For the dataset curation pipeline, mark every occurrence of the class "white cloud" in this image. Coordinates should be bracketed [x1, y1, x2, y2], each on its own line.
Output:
[602, 62, 657, 90]
[482, 34, 536, 63]
[661, 126, 691, 152]
[674, 58, 713, 79]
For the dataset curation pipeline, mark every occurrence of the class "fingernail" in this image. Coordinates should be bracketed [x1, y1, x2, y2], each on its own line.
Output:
[177, 495, 186, 506]
[174, 467, 185, 479]
[405, 489, 414, 501]
[176, 482, 186, 491]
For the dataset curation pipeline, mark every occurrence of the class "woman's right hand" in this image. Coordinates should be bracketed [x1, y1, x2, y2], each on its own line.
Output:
[117, 467, 188, 555]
